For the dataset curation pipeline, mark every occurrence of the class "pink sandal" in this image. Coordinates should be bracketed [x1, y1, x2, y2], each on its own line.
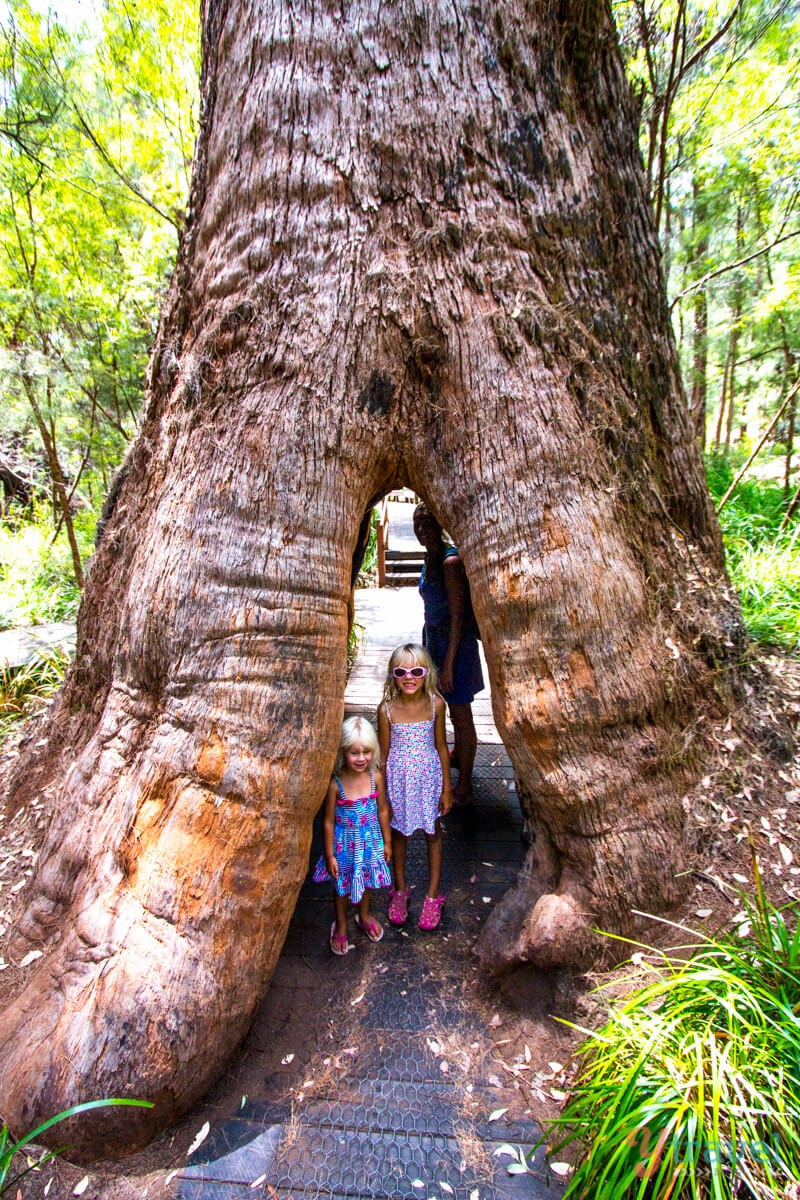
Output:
[388, 887, 410, 926]
[355, 914, 384, 943]
[418, 894, 446, 931]
[330, 922, 349, 956]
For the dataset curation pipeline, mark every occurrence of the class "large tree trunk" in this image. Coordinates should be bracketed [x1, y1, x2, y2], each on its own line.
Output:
[0, 0, 744, 1155]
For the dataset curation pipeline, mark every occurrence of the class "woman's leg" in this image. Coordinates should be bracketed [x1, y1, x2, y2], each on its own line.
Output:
[392, 830, 408, 892]
[449, 702, 477, 802]
[424, 823, 443, 898]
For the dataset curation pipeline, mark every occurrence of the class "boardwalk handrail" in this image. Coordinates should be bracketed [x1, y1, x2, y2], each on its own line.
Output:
[376, 498, 390, 587]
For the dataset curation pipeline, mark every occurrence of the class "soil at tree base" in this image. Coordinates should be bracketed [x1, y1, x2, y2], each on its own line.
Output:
[0, 653, 797, 1198]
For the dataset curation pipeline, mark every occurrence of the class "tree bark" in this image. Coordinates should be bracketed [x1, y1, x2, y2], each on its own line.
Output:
[0, 0, 744, 1155]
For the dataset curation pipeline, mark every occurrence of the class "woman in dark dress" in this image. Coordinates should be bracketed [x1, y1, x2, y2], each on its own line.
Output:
[413, 505, 484, 805]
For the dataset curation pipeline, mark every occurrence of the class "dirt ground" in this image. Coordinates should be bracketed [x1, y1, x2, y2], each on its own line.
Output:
[1, 650, 798, 1199]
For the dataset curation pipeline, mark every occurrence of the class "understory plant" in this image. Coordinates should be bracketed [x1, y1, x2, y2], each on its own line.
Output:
[0, 1099, 153, 1195]
[0, 647, 70, 745]
[706, 454, 800, 655]
[539, 857, 800, 1199]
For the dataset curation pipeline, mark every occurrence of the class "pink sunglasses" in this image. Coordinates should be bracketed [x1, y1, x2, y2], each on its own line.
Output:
[392, 666, 429, 679]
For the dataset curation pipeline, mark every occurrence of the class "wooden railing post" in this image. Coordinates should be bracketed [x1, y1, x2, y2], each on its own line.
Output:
[377, 498, 389, 586]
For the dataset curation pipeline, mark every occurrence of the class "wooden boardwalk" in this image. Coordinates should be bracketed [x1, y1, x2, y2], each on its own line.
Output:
[171, 584, 562, 1200]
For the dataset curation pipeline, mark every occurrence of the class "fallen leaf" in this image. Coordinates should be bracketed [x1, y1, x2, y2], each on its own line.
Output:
[19, 949, 42, 967]
[488, 1108, 508, 1121]
[187, 1121, 210, 1156]
[411, 1180, 425, 1189]
[493, 1144, 518, 1158]
[550, 1162, 572, 1177]
[550, 1088, 567, 1100]
[470, 1189, 480, 1200]
[507, 1162, 528, 1175]
[695, 908, 713, 918]
[780, 843, 793, 865]
[548, 1061, 564, 1072]
[281, 1053, 295, 1065]
[524, 1044, 531, 1063]
[489, 1014, 502, 1028]
[350, 993, 365, 1006]
[439, 1183, 454, 1195]
[73, 1178, 89, 1196]
[250, 1175, 267, 1189]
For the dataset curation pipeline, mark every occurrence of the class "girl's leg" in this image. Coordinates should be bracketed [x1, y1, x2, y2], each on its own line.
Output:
[424, 824, 443, 898]
[449, 702, 477, 802]
[392, 830, 408, 892]
[333, 891, 348, 938]
[357, 890, 384, 940]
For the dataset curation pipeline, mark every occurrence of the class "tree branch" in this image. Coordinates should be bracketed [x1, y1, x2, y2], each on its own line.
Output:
[670, 229, 800, 311]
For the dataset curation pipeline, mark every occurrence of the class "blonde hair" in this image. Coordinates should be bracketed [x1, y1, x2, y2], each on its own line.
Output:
[334, 715, 381, 773]
[382, 643, 438, 707]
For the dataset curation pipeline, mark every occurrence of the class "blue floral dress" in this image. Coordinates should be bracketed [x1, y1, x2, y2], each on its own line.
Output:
[313, 769, 391, 902]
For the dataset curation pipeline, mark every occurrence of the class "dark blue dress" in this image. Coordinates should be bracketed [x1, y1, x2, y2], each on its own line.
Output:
[419, 547, 484, 706]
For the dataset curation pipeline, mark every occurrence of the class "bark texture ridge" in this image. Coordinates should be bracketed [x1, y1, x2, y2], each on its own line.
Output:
[0, 0, 744, 1154]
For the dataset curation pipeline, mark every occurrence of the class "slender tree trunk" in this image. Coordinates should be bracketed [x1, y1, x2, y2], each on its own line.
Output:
[21, 371, 85, 589]
[0, 0, 744, 1156]
[689, 179, 709, 447]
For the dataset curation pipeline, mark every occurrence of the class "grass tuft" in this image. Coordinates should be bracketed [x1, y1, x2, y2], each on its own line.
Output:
[539, 853, 800, 1199]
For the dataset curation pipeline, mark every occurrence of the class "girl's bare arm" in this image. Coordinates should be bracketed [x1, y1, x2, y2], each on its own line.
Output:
[375, 770, 393, 862]
[434, 695, 453, 814]
[377, 703, 390, 767]
[322, 780, 339, 877]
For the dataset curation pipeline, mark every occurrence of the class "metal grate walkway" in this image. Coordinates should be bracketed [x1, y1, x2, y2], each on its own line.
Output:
[173, 589, 562, 1200]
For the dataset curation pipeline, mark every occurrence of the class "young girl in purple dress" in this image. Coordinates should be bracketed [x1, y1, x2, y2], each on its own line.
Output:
[313, 717, 392, 955]
[377, 644, 452, 932]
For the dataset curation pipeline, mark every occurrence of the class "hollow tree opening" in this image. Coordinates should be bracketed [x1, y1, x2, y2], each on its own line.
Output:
[0, 0, 745, 1156]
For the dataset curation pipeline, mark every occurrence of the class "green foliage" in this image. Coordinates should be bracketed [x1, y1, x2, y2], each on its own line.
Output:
[0, 0, 199, 578]
[0, 1099, 153, 1195]
[705, 453, 800, 652]
[613, 0, 800, 463]
[0, 502, 96, 627]
[538, 870, 800, 1199]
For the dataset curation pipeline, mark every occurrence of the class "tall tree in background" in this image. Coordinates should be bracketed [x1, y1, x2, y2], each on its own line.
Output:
[0, 0, 199, 570]
[614, 0, 800, 453]
[0, 0, 743, 1154]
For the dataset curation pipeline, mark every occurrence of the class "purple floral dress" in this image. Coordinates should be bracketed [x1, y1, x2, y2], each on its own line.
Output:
[313, 770, 391, 902]
[384, 696, 443, 836]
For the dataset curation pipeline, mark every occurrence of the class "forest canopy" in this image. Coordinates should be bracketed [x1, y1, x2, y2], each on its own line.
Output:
[0, 0, 797, 651]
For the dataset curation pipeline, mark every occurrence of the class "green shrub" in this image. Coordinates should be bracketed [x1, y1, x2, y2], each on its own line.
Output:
[537, 864, 800, 1199]
[0, 1100, 153, 1195]
[0, 647, 70, 744]
[0, 504, 95, 628]
[705, 454, 800, 653]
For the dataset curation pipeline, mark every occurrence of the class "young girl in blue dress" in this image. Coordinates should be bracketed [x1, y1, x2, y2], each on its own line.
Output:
[378, 644, 452, 932]
[313, 716, 393, 955]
